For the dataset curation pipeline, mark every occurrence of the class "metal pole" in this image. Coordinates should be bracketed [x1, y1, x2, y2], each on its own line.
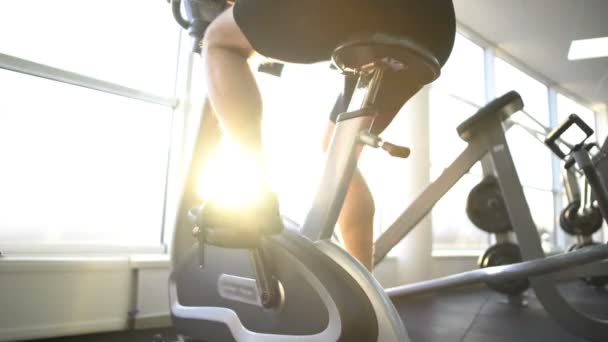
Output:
[387, 243, 608, 298]
[0, 52, 178, 108]
[374, 142, 487, 264]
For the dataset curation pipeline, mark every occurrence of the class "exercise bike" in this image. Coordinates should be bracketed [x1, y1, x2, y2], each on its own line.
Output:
[168, 1, 441, 341]
[167, 1, 608, 341]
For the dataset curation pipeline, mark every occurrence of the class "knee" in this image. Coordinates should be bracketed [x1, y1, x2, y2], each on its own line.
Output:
[202, 10, 252, 58]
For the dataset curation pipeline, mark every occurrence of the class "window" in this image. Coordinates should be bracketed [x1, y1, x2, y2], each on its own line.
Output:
[0, 0, 180, 96]
[556, 93, 596, 131]
[0, 70, 173, 247]
[494, 58, 552, 190]
[429, 93, 480, 172]
[495, 59, 550, 126]
[429, 33, 486, 174]
[0, 1, 180, 251]
[429, 34, 488, 251]
[433, 34, 486, 106]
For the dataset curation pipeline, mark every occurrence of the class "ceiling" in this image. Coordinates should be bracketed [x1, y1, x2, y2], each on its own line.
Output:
[453, 0, 608, 107]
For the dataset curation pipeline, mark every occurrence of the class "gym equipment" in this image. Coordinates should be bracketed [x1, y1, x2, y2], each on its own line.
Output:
[546, 113, 608, 223]
[466, 175, 512, 233]
[544, 114, 608, 288]
[466, 173, 529, 297]
[169, 33, 442, 342]
[386, 242, 608, 297]
[560, 165, 603, 236]
[592, 136, 608, 193]
[372, 92, 608, 341]
[478, 242, 529, 295]
[547, 115, 608, 238]
[373, 91, 525, 264]
[466, 175, 530, 297]
[560, 201, 603, 237]
[569, 242, 608, 287]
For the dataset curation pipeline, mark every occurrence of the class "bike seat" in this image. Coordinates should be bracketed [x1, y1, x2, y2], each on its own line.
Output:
[457, 91, 524, 142]
[331, 33, 441, 85]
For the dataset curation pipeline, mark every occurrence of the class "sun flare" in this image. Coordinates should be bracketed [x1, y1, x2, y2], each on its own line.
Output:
[197, 139, 267, 209]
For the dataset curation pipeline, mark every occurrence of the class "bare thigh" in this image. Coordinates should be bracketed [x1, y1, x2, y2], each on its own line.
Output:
[203, 7, 254, 57]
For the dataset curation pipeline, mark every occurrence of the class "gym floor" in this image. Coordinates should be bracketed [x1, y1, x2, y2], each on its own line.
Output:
[31, 282, 607, 342]
[395, 282, 608, 342]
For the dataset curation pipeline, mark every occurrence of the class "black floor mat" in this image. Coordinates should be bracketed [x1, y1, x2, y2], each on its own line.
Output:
[394, 281, 608, 342]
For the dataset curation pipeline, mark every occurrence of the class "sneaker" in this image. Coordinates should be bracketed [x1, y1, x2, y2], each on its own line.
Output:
[195, 191, 284, 248]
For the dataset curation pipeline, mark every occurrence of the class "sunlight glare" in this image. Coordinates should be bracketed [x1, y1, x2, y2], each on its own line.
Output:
[197, 139, 267, 209]
[257, 62, 342, 223]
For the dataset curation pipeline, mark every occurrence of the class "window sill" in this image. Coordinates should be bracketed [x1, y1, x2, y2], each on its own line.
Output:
[0, 253, 171, 272]
[0, 243, 166, 257]
[130, 254, 171, 269]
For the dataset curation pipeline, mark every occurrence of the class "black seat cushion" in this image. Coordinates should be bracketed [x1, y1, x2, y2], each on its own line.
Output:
[332, 33, 441, 85]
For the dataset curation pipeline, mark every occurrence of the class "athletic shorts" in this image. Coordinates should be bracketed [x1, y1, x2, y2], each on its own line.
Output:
[234, 0, 456, 133]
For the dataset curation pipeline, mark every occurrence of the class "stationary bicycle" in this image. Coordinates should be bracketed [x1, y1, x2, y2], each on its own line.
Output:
[168, 1, 443, 341]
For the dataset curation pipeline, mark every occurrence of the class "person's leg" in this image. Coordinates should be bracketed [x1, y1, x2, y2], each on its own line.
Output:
[199, 7, 288, 236]
[323, 122, 375, 270]
[202, 7, 263, 155]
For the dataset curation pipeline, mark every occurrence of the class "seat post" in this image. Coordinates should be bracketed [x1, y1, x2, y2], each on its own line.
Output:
[350, 65, 386, 111]
[301, 64, 384, 241]
[301, 33, 441, 241]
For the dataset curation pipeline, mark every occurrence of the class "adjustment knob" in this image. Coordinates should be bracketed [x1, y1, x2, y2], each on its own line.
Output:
[382, 142, 411, 158]
[358, 131, 411, 159]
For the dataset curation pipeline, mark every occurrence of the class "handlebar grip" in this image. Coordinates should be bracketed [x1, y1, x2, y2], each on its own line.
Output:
[544, 114, 593, 159]
[171, 0, 191, 29]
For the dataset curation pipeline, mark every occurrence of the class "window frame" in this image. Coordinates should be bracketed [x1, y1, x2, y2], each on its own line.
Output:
[0, 27, 186, 256]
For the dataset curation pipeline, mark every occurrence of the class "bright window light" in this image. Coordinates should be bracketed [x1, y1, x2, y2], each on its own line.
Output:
[256, 63, 342, 224]
[197, 139, 267, 209]
[0, 69, 172, 247]
[568, 37, 608, 60]
[0, 0, 180, 96]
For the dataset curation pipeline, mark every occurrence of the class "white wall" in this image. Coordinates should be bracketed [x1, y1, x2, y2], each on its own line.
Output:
[0, 256, 171, 342]
[130, 257, 171, 329]
[0, 257, 131, 341]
